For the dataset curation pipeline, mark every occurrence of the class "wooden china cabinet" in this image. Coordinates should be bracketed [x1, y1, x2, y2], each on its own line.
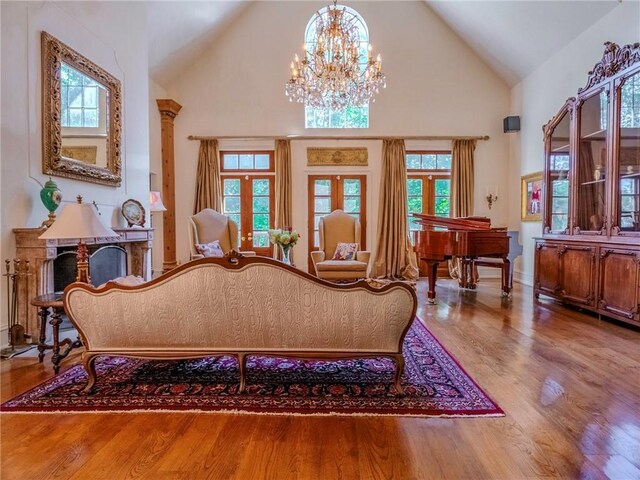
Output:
[534, 42, 640, 327]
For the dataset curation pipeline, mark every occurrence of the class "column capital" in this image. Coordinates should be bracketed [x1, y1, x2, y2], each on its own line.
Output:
[156, 99, 182, 119]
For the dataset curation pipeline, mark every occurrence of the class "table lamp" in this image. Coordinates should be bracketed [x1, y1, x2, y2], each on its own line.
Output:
[149, 191, 167, 212]
[39, 195, 118, 283]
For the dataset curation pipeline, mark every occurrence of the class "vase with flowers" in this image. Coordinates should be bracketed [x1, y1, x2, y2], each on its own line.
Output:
[268, 227, 300, 266]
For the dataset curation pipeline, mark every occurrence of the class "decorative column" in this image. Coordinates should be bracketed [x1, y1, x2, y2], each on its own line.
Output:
[156, 99, 182, 274]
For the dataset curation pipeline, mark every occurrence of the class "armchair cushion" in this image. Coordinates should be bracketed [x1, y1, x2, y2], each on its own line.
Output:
[195, 240, 225, 258]
[315, 260, 368, 272]
[332, 242, 358, 261]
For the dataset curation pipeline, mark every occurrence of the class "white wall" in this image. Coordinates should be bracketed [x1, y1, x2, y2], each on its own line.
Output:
[0, 1, 150, 340]
[509, 1, 640, 286]
[149, 78, 168, 276]
[165, 1, 512, 270]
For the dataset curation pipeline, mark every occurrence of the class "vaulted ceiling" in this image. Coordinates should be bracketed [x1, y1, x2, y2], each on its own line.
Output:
[147, 0, 621, 89]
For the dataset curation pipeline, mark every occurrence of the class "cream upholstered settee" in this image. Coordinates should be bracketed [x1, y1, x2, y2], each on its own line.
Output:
[311, 210, 370, 281]
[64, 253, 417, 394]
[188, 209, 255, 260]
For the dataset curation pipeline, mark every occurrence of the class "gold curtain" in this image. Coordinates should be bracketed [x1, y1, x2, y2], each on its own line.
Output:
[449, 139, 477, 278]
[371, 139, 419, 280]
[194, 139, 222, 213]
[274, 139, 293, 259]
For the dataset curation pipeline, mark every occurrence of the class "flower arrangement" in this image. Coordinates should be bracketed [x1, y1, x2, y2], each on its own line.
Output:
[268, 227, 300, 247]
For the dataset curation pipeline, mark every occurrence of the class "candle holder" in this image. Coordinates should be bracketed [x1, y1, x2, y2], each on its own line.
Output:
[486, 193, 498, 210]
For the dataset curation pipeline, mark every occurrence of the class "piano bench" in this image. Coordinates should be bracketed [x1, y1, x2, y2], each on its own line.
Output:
[470, 258, 512, 291]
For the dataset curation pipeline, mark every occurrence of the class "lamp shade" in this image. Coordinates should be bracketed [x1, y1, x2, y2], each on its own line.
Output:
[39, 198, 118, 240]
[149, 191, 167, 212]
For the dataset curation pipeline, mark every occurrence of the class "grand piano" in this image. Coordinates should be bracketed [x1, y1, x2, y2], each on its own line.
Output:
[410, 213, 511, 303]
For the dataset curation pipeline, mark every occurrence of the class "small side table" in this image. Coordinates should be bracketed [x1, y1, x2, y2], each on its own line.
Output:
[31, 293, 82, 374]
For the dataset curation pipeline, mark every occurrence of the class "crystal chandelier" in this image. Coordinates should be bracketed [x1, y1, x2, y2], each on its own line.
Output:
[285, 1, 386, 110]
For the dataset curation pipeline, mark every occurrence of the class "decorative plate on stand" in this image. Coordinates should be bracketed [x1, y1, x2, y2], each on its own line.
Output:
[121, 199, 145, 228]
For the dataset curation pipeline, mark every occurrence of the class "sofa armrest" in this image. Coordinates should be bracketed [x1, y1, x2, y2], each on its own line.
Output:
[356, 251, 370, 265]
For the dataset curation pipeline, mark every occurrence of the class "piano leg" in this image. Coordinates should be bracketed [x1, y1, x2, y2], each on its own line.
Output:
[501, 257, 512, 297]
[426, 261, 439, 304]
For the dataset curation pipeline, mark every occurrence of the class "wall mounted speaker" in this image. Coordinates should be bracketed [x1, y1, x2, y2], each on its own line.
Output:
[503, 116, 520, 133]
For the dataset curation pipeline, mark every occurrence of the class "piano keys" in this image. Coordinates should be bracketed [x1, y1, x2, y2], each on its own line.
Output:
[410, 213, 511, 303]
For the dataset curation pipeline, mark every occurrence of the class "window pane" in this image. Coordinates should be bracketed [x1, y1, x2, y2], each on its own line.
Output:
[314, 197, 331, 213]
[239, 154, 253, 169]
[224, 179, 240, 195]
[408, 197, 422, 213]
[552, 197, 569, 213]
[83, 109, 97, 127]
[407, 179, 422, 195]
[314, 214, 326, 229]
[406, 154, 421, 169]
[436, 154, 452, 170]
[314, 231, 320, 247]
[315, 180, 331, 195]
[223, 154, 238, 170]
[551, 214, 568, 232]
[422, 154, 437, 169]
[84, 86, 97, 108]
[69, 109, 82, 127]
[435, 197, 450, 217]
[253, 214, 269, 230]
[253, 196, 269, 213]
[224, 197, 241, 213]
[435, 179, 450, 196]
[253, 179, 270, 195]
[255, 154, 270, 169]
[344, 196, 360, 213]
[349, 213, 360, 222]
[343, 179, 360, 195]
[69, 87, 83, 107]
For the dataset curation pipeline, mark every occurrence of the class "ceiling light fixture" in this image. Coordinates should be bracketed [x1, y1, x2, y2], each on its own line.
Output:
[285, 1, 386, 110]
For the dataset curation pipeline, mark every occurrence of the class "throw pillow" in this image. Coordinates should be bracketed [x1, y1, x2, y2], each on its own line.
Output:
[332, 242, 358, 261]
[195, 240, 225, 258]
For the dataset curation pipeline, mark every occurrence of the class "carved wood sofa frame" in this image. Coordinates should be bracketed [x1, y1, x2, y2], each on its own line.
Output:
[63, 252, 418, 394]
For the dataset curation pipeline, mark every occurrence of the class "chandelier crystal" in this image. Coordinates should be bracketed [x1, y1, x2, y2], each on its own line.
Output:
[285, 1, 386, 110]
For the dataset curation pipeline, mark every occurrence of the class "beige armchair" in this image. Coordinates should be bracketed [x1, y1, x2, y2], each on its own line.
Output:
[311, 210, 370, 281]
[189, 209, 255, 260]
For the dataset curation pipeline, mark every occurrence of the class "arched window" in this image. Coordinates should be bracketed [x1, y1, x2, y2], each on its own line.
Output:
[304, 5, 370, 129]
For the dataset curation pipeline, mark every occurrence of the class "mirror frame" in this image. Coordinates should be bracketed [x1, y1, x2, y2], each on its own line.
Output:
[41, 31, 122, 187]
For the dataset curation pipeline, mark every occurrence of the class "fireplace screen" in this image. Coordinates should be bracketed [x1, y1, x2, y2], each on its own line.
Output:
[54, 245, 127, 291]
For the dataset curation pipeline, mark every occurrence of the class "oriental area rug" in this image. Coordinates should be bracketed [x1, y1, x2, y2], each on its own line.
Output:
[1, 319, 503, 417]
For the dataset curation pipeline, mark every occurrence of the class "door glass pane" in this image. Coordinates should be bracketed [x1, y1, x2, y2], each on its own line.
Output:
[548, 112, 571, 231]
[224, 178, 240, 195]
[434, 197, 450, 217]
[253, 179, 270, 195]
[314, 197, 331, 213]
[407, 179, 422, 195]
[343, 196, 360, 213]
[253, 231, 269, 248]
[435, 179, 450, 196]
[618, 71, 640, 231]
[253, 214, 269, 230]
[224, 196, 240, 213]
[253, 197, 269, 213]
[577, 92, 608, 231]
[343, 179, 360, 195]
[315, 179, 331, 195]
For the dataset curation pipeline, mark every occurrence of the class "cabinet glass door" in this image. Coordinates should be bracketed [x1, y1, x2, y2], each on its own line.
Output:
[617, 70, 640, 232]
[577, 91, 608, 232]
[549, 111, 571, 232]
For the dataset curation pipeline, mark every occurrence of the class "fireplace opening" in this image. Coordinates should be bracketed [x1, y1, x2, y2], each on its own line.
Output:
[54, 245, 127, 292]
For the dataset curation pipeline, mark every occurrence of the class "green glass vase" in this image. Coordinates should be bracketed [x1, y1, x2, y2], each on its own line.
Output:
[40, 178, 62, 228]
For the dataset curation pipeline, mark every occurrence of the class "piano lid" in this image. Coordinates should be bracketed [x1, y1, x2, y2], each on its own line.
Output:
[410, 213, 492, 231]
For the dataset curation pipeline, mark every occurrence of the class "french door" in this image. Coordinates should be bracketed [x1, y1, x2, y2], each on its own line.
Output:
[308, 175, 367, 270]
[222, 175, 274, 256]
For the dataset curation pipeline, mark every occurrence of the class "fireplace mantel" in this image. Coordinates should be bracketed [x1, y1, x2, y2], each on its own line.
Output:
[12, 227, 153, 338]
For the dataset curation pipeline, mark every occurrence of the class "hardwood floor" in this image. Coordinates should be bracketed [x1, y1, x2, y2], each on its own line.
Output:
[1, 279, 639, 480]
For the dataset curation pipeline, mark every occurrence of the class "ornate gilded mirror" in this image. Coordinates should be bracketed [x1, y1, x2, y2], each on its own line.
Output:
[41, 32, 122, 186]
